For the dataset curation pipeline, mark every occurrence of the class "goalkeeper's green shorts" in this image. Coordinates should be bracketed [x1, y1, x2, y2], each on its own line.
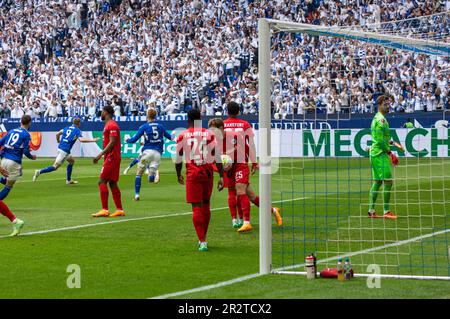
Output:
[370, 153, 392, 181]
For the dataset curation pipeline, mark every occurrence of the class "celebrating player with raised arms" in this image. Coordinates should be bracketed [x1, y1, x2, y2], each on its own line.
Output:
[92, 105, 124, 218]
[368, 95, 404, 219]
[33, 117, 99, 184]
[0, 115, 36, 202]
[175, 109, 224, 251]
[126, 108, 173, 201]
[208, 117, 282, 230]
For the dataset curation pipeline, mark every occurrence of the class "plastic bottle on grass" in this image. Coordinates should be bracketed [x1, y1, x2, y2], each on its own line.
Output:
[337, 257, 344, 281]
[344, 257, 352, 280]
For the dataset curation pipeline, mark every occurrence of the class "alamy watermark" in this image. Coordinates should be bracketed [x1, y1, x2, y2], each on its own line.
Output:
[66, 264, 81, 289]
[366, 264, 381, 288]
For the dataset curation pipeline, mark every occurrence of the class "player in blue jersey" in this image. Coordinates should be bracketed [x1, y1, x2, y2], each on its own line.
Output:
[0, 115, 36, 203]
[126, 108, 173, 200]
[33, 118, 99, 184]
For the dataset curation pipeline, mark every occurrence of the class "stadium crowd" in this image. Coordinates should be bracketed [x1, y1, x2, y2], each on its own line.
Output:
[0, 0, 448, 119]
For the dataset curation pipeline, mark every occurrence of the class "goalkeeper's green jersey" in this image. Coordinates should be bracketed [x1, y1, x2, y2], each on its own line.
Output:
[370, 112, 390, 157]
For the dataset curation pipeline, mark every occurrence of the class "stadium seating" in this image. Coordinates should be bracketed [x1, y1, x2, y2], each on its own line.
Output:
[0, 0, 448, 119]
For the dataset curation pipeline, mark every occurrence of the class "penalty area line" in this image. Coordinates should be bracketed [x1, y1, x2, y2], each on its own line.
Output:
[149, 273, 262, 300]
[0, 196, 308, 239]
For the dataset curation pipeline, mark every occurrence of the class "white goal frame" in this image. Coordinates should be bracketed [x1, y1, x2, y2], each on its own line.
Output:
[258, 17, 450, 280]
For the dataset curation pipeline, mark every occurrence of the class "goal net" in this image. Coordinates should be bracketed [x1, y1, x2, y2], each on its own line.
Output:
[258, 13, 450, 280]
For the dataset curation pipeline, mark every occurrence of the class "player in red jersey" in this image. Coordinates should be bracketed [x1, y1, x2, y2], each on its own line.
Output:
[176, 109, 224, 251]
[92, 105, 125, 218]
[208, 117, 282, 231]
[224, 101, 282, 232]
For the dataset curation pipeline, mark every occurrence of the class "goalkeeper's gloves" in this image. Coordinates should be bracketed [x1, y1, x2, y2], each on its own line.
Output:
[387, 151, 399, 166]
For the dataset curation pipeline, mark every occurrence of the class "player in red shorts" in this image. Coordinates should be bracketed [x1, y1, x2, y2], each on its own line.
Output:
[208, 117, 282, 231]
[224, 101, 282, 232]
[92, 105, 125, 218]
[175, 109, 224, 251]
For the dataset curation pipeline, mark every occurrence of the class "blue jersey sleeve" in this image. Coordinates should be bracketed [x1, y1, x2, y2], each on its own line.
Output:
[161, 125, 172, 140]
[126, 125, 145, 144]
[23, 134, 34, 159]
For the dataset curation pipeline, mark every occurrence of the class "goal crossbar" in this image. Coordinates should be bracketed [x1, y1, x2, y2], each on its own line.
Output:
[266, 18, 450, 56]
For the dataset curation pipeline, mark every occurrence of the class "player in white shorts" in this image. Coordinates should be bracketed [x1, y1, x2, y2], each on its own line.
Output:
[33, 118, 99, 184]
[126, 108, 173, 200]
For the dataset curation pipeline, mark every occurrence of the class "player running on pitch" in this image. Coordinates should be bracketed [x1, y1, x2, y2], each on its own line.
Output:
[33, 117, 99, 184]
[0, 166, 24, 236]
[208, 117, 282, 229]
[0, 115, 36, 202]
[368, 95, 404, 219]
[92, 105, 124, 218]
[176, 109, 224, 251]
[126, 108, 173, 200]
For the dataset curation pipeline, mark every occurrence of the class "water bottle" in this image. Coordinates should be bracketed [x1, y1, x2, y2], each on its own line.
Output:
[305, 254, 316, 280]
[345, 257, 353, 280]
[337, 257, 345, 281]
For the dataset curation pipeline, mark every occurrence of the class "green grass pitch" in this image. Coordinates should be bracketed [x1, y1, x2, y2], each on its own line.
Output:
[0, 157, 448, 299]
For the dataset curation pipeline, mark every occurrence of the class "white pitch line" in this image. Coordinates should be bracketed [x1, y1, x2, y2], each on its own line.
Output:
[150, 273, 263, 300]
[150, 228, 450, 299]
[19, 173, 179, 183]
[0, 197, 308, 239]
[19, 175, 101, 183]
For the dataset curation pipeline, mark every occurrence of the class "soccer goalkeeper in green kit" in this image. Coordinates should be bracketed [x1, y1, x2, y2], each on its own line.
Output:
[368, 95, 404, 219]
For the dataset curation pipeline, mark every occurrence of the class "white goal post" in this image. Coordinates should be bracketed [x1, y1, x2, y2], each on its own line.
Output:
[258, 16, 450, 279]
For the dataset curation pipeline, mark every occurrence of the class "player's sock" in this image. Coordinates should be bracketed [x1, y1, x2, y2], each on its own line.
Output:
[40, 166, 56, 174]
[0, 177, 6, 185]
[383, 183, 393, 213]
[148, 168, 157, 183]
[249, 196, 276, 213]
[0, 200, 15, 222]
[252, 196, 260, 207]
[227, 189, 238, 219]
[66, 164, 73, 181]
[135, 175, 142, 195]
[369, 183, 382, 211]
[237, 201, 244, 220]
[111, 186, 123, 211]
[99, 183, 109, 210]
[201, 203, 211, 239]
[237, 194, 251, 222]
[192, 205, 205, 242]
[129, 158, 139, 168]
[0, 186, 11, 200]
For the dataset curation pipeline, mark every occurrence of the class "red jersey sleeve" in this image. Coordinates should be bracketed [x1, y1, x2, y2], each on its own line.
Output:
[108, 123, 119, 137]
[244, 121, 254, 137]
[176, 132, 184, 152]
